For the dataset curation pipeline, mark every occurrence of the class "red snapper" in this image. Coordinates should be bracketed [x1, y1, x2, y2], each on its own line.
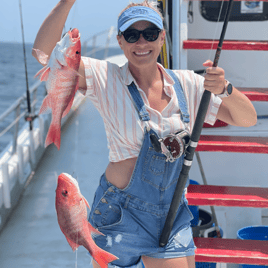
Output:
[34, 28, 82, 150]
[55, 173, 118, 267]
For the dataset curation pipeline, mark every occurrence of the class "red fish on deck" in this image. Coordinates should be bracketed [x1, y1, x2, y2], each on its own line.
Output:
[55, 173, 118, 268]
[34, 28, 82, 150]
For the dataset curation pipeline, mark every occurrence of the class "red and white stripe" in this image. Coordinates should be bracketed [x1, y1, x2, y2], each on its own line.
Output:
[80, 57, 221, 162]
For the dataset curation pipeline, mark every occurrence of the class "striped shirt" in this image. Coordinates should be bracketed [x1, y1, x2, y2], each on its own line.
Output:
[80, 56, 222, 162]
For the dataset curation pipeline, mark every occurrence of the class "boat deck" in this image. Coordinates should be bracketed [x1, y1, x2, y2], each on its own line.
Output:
[0, 99, 107, 268]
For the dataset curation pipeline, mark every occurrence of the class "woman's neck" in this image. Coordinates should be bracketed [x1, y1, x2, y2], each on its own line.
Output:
[128, 62, 161, 90]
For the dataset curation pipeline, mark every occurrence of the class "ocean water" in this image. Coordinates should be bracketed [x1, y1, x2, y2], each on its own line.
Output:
[0, 42, 122, 152]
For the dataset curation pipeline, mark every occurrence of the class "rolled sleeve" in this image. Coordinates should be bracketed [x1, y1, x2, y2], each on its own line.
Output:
[205, 94, 222, 125]
[79, 56, 96, 97]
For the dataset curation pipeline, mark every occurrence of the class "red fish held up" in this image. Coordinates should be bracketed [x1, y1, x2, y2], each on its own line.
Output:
[55, 173, 118, 268]
[34, 28, 82, 150]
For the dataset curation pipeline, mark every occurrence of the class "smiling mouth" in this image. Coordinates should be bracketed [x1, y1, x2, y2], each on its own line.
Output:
[134, 51, 151, 56]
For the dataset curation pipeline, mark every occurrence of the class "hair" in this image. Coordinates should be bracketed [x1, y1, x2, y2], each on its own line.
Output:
[118, 0, 164, 22]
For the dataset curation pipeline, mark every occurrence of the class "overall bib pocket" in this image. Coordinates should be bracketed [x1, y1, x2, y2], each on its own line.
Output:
[142, 148, 167, 189]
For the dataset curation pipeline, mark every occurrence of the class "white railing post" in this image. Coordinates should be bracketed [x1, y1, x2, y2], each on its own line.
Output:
[173, 0, 180, 70]
[2, 163, 11, 208]
[104, 27, 115, 60]
[12, 104, 21, 154]
[179, 0, 188, 70]
[38, 116, 45, 147]
[29, 130, 36, 168]
[18, 145, 24, 183]
[172, 0, 188, 70]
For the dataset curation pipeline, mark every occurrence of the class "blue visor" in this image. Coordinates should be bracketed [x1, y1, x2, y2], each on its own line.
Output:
[118, 6, 163, 33]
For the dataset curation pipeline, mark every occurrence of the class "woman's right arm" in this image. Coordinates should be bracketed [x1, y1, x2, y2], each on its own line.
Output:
[32, 0, 86, 89]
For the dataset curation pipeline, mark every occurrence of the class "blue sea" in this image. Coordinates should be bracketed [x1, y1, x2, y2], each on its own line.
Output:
[0, 42, 122, 152]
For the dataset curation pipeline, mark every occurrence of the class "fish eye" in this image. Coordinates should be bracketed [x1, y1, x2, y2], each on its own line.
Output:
[62, 190, 68, 197]
[76, 51, 80, 54]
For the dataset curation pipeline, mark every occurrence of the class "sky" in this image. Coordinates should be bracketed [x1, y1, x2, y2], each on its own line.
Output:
[0, 0, 145, 44]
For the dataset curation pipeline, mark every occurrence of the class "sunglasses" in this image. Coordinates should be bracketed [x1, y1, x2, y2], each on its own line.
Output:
[119, 28, 161, 43]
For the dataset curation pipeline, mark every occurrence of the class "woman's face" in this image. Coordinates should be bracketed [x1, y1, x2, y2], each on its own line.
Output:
[117, 20, 165, 69]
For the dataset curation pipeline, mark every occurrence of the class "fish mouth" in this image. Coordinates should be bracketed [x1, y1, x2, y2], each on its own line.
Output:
[71, 28, 80, 39]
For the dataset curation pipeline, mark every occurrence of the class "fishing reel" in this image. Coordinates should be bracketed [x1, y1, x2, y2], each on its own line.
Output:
[150, 130, 190, 162]
[25, 112, 38, 122]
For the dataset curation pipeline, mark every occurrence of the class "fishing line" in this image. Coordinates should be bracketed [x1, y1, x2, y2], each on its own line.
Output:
[206, 0, 225, 66]
[74, 118, 80, 268]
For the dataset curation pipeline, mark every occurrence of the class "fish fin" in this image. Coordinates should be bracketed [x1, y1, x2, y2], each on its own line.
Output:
[91, 247, 118, 268]
[65, 235, 80, 252]
[45, 122, 61, 150]
[39, 96, 51, 115]
[34, 65, 47, 78]
[88, 223, 104, 237]
[32, 48, 49, 65]
[40, 67, 50, 81]
[34, 66, 50, 82]
[61, 66, 82, 79]
[83, 196, 90, 209]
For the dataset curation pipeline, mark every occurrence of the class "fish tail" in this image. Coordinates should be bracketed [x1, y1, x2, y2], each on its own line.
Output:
[45, 122, 61, 150]
[91, 247, 118, 268]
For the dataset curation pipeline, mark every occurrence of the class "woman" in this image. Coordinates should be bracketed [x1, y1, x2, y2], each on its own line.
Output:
[32, 1, 257, 267]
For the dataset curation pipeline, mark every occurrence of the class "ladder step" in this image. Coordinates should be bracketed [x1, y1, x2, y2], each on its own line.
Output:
[187, 184, 268, 208]
[183, 40, 268, 51]
[196, 135, 268, 154]
[195, 237, 268, 265]
[238, 87, 268, 101]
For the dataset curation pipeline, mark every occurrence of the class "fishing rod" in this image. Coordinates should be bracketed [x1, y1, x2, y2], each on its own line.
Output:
[19, 0, 36, 131]
[159, 0, 234, 247]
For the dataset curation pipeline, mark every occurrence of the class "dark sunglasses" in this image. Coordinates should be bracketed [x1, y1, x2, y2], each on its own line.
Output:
[119, 28, 161, 43]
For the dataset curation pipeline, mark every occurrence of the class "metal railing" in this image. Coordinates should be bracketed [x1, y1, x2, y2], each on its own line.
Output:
[0, 80, 44, 155]
[82, 26, 118, 59]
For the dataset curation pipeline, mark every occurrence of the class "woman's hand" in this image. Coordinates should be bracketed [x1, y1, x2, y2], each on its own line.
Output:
[203, 59, 226, 95]
[202, 60, 257, 127]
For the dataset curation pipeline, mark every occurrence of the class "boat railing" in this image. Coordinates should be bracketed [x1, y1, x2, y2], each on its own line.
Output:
[82, 26, 118, 59]
[0, 80, 44, 155]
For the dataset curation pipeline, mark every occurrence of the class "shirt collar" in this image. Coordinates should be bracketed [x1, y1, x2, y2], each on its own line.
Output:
[120, 61, 175, 87]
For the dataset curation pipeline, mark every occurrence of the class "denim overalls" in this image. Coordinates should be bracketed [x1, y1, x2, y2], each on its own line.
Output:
[89, 69, 196, 268]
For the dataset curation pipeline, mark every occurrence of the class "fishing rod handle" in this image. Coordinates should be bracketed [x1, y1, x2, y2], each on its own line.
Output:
[159, 165, 190, 247]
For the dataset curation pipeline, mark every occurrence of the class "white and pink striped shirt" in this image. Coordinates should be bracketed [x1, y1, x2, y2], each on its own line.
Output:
[80, 57, 222, 162]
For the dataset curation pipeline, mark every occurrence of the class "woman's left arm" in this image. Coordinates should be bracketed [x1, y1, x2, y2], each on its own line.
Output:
[203, 60, 257, 127]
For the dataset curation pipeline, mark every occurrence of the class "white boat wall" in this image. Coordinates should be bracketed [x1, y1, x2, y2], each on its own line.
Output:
[0, 1, 267, 267]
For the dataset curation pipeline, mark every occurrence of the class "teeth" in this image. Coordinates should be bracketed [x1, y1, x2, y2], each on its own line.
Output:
[135, 51, 150, 55]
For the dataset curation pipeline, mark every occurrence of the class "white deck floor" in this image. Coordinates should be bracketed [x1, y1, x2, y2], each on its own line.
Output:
[0, 99, 108, 268]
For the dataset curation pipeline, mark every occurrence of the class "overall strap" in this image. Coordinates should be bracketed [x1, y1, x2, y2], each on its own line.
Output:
[127, 82, 150, 122]
[165, 69, 190, 123]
